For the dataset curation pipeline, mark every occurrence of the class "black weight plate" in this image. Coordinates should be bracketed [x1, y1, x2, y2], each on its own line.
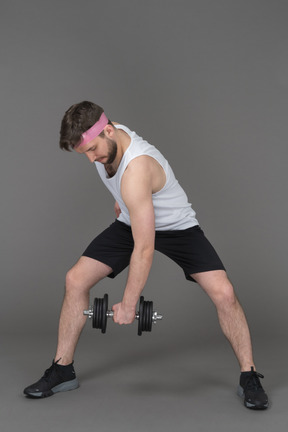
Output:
[94, 297, 102, 329]
[150, 301, 153, 331]
[141, 300, 153, 332]
[94, 298, 99, 328]
[138, 296, 144, 336]
[102, 294, 108, 334]
[145, 301, 152, 331]
[97, 298, 103, 329]
[143, 301, 149, 331]
[144, 301, 150, 331]
[92, 298, 98, 328]
[96, 298, 101, 329]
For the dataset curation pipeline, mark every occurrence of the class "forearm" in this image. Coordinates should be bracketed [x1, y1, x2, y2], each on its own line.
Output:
[122, 248, 154, 309]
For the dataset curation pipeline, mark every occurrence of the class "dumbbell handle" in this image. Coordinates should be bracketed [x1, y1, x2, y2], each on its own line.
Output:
[83, 308, 163, 324]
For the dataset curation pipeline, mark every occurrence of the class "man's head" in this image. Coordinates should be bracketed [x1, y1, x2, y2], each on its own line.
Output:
[59, 101, 113, 151]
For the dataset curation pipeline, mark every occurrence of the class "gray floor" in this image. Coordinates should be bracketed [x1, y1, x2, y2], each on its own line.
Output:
[1, 328, 287, 432]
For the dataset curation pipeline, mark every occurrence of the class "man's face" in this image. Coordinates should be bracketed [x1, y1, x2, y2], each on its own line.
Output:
[75, 135, 117, 165]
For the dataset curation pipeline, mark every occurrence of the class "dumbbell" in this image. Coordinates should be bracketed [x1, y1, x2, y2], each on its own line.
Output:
[83, 294, 163, 336]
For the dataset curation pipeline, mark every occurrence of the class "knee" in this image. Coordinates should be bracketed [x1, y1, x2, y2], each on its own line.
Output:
[65, 267, 85, 295]
[212, 280, 237, 309]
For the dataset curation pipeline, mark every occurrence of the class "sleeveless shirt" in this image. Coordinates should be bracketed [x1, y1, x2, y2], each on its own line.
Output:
[95, 124, 198, 231]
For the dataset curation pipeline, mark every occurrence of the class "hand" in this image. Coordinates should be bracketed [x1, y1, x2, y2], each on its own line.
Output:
[112, 302, 136, 325]
[114, 201, 122, 218]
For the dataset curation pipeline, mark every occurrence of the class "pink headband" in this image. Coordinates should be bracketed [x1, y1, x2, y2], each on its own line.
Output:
[79, 112, 109, 147]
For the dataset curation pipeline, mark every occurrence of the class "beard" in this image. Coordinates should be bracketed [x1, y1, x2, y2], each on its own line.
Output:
[105, 138, 117, 164]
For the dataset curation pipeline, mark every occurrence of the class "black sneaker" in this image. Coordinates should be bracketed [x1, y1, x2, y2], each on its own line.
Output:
[23, 360, 79, 398]
[237, 367, 269, 410]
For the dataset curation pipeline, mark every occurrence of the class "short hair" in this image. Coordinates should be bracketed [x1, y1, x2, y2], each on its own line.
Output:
[59, 101, 112, 151]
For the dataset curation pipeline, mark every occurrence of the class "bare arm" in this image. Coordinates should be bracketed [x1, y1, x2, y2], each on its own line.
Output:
[114, 201, 121, 218]
[112, 157, 155, 324]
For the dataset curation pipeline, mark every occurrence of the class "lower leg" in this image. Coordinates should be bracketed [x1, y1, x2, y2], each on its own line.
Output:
[216, 293, 254, 371]
[55, 257, 112, 365]
[192, 270, 255, 372]
[54, 287, 89, 365]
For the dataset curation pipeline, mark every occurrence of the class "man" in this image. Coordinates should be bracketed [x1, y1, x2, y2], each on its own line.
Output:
[24, 101, 268, 409]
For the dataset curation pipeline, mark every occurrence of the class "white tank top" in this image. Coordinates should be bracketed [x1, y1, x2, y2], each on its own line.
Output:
[95, 124, 198, 230]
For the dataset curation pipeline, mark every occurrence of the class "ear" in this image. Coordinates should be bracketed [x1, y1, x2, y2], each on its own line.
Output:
[103, 124, 115, 139]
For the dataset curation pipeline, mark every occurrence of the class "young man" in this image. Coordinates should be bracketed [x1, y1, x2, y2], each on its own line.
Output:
[24, 101, 268, 409]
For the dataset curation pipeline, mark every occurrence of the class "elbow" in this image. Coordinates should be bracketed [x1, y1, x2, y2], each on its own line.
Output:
[134, 244, 154, 261]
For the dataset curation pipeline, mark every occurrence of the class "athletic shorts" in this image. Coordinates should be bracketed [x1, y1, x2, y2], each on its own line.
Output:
[82, 220, 225, 282]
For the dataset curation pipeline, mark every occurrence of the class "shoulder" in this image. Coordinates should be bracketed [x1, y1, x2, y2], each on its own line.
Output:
[121, 156, 162, 194]
[121, 157, 154, 190]
[125, 155, 155, 174]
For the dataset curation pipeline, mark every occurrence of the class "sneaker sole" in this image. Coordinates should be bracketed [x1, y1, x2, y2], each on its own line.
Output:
[237, 385, 269, 410]
[24, 378, 79, 398]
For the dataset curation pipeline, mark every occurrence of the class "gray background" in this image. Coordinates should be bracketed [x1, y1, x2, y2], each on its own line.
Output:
[1, 0, 287, 431]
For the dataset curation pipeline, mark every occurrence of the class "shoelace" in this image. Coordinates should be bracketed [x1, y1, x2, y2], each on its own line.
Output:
[42, 360, 60, 383]
[244, 367, 264, 392]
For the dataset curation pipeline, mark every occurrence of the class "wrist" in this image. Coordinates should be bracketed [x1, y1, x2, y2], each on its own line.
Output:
[122, 296, 138, 310]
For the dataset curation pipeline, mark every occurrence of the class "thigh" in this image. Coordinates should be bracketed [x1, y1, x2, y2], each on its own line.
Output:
[191, 270, 234, 304]
[67, 256, 113, 291]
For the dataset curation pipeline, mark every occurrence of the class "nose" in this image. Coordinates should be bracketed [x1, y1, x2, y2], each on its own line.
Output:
[86, 152, 96, 163]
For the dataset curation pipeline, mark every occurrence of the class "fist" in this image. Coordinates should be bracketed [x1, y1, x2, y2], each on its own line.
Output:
[112, 302, 136, 325]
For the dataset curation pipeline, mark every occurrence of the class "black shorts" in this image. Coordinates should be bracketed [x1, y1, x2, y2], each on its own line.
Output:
[82, 220, 225, 282]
